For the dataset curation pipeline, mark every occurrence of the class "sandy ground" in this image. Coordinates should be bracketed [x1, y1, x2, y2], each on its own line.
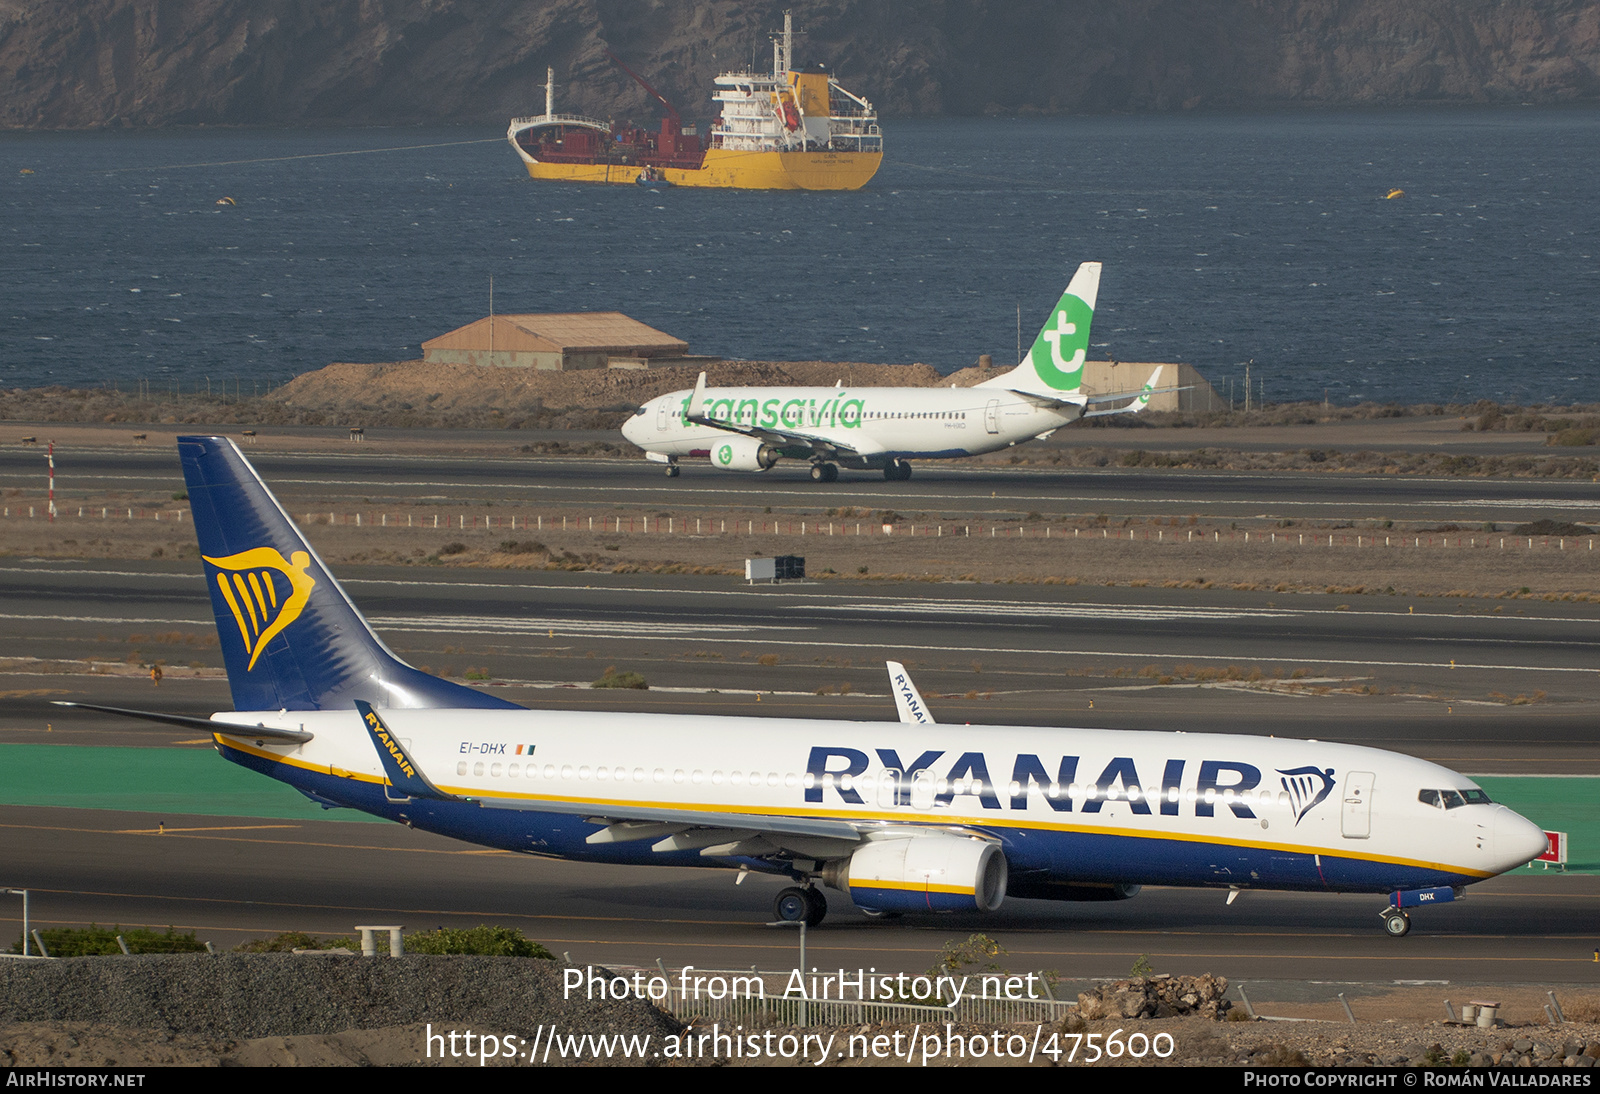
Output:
[4, 495, 1596, 602]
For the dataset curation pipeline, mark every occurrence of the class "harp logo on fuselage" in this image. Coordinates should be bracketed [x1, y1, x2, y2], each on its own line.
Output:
[203, 547, 316, 670]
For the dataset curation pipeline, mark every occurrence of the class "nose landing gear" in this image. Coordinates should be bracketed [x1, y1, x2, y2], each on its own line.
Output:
[1380, 885, 1459, 936]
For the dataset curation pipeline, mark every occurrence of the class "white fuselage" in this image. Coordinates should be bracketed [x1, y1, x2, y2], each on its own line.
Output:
[621, 384, 1079, 468]
[211, 708, 1546, 897]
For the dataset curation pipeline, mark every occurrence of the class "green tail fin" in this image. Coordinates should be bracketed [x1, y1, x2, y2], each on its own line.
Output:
[986, 262, 1101, 396]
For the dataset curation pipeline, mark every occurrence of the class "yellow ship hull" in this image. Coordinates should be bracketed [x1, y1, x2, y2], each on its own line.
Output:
[521, 148, 882, 191]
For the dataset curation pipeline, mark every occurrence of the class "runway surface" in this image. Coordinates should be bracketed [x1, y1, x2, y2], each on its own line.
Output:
[4, 444, 1600, 526]
[3, 803, 1596, 987]
[2, 440, 1597, 986]
[4, 560, 1599, 766]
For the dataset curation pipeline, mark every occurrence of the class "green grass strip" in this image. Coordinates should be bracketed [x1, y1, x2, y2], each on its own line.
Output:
[0, 743, 381, 822]
[1475, 776, 1599, 875]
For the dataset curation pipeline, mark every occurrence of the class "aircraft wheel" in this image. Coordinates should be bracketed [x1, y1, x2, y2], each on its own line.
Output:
[774, 886, 810, 923]
[802, 886, 828, 927]
[1382, 909, 1411, 937]
[860, 907, 902, 921]
[882, 460, 911, 482]
[823, 463, 839, 482]
[665, 465, 680, 478]
[810, 462, 829, 483]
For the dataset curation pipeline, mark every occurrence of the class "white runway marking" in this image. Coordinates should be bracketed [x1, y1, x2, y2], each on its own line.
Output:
[823, 599, 1294, 622]
[371, 615, 810, 638]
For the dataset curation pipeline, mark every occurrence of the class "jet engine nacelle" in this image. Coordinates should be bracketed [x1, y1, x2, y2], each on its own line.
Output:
[708, 435, 779, 472]
[822, 834, 1007, 914]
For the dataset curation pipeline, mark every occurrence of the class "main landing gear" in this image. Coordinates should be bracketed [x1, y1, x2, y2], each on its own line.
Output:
[882, 459, 912, 482]
[809, 462, 839, 483]
[773, 885, 827, 927]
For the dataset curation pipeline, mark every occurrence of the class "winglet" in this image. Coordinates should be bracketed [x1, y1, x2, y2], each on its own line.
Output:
[356, 700, 455, 801]
[1134, 365, 1165, 412]
[886, 661, 937, 725]
[686, 371, 709, 421]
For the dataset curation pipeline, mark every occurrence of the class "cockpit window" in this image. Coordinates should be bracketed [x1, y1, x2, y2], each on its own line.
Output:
[1418, 788, 1492, 809]
[633, 406, 648, 416]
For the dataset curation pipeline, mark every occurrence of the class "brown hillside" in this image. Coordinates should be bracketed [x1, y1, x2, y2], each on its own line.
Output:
[4, 0, 1598, 129]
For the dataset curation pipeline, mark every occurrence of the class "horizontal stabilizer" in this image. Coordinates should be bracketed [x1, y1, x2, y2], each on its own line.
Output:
[50, 701, 313, 743]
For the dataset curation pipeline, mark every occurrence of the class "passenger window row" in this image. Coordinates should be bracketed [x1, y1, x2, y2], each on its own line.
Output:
[454, 761, 803, 788]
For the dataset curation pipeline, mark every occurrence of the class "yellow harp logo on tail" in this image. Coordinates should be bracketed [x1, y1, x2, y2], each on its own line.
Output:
[203, 548, 316, 670]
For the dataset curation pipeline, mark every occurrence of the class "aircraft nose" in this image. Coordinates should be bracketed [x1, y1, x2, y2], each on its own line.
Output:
[1493, 806, 1549, 872]
[620, 411, 646, 446]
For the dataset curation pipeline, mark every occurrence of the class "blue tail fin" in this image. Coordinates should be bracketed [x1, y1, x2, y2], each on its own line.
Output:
[178, 435, 520, 713]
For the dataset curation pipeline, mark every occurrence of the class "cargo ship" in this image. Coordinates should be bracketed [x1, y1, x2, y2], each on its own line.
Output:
[506, 14, 882, 191]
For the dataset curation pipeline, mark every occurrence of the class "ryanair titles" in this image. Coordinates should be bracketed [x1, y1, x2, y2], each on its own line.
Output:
[806, 746, 1332, 821]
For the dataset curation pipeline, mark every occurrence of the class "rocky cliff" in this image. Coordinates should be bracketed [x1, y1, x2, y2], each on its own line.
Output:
[2, 0, 1597, 128]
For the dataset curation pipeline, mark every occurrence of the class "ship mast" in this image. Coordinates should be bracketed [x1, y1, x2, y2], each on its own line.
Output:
[772, 9, 793, 77]
[544, 67, 554, 118]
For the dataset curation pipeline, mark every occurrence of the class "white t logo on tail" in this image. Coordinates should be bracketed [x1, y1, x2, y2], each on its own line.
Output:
[1040, 310, 1081, 371]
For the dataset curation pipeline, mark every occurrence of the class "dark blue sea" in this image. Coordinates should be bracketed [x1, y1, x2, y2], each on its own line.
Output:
[3, 108, 1598, 405]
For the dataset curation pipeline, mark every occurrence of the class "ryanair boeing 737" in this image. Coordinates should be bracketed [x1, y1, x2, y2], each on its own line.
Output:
[622, 262, 1165, 481]
[60, 438, 1549, 934]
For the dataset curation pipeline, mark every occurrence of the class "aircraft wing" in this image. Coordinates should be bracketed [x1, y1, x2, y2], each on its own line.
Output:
[356, 703, 870, 860]
[487, 795, 862, 838]
[486, 783, 876, 861]
[682, 371, 882, 460]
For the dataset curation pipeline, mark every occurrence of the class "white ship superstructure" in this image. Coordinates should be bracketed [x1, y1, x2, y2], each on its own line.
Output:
[711, 12, 882, 156]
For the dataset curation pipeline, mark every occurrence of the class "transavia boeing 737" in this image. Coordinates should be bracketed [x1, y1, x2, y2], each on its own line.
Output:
[59, 437, 1549, 935]
[621, 262, 1166, 481]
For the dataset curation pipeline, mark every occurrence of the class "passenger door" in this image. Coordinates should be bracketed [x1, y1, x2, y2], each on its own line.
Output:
[1341, 771, 1374, 839]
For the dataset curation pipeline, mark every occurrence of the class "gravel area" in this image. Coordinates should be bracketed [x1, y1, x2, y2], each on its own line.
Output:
[0, 954, 682, 1064]
[6, 960, 1600, 1067]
